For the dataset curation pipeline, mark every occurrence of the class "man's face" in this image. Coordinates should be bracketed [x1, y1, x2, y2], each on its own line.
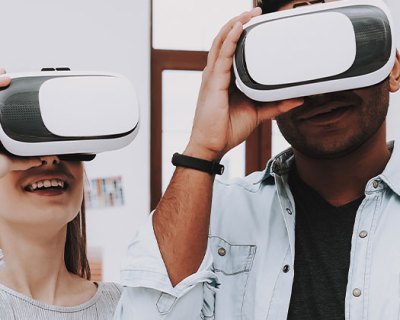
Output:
[275, 82, 390, 159]
[274, 0, 391, 159]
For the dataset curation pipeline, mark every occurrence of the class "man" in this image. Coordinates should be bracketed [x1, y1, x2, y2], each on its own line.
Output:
[116, 1, 400, 319]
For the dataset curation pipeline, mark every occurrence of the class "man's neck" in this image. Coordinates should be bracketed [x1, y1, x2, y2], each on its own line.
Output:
[293, 128, 391, 207]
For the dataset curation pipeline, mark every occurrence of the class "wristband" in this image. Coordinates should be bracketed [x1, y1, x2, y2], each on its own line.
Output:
[171, 153, 224, 175]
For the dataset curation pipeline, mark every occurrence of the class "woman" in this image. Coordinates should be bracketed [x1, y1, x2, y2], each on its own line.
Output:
[0, 149, 122, 319]
[0, 72, 121, 319]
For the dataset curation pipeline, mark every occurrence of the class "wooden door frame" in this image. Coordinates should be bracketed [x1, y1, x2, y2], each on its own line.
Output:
[150, 1, 271, 209]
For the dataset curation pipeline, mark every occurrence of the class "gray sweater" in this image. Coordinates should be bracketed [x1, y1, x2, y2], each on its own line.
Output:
[0, 282, 122, 320]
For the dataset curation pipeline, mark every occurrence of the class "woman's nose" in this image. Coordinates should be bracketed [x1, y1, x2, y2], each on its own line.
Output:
[39, 155, 61, 166]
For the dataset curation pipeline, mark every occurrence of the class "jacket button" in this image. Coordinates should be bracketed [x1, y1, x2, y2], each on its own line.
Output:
[282, 265, 290, 273]
[373, 180, 379, 188]
[286, 208, 293, 215]
[359, 230, 368, 238]
[352, 288, 362, 297]
[218, 247, 226, 256]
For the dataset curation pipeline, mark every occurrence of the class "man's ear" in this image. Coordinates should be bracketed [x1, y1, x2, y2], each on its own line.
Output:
[389, 50, 400, 93]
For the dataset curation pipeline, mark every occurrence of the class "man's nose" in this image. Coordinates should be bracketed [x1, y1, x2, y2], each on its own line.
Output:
[39, 155, 61, 166]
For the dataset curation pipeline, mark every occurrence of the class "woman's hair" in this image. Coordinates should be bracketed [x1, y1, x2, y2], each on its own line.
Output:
[0, 141, 91, 280]
[64, 200, 91, 280]
[258, 0, 296, 13]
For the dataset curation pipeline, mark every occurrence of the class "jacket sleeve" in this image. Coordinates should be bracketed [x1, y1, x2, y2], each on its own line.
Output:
[113, 213, 218, 319]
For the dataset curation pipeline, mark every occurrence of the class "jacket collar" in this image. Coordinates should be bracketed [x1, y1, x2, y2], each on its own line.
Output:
[260, 148, 294, 185]
[378, 141, 400, 197]
[259, 141, 400, 197]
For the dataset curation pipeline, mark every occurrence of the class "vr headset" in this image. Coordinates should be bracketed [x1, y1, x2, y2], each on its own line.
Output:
[234, 0, 396, 102]
[0, 70, 139, 161]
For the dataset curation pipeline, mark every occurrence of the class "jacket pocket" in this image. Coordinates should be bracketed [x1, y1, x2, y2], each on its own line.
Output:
[209, 236, 256, 319]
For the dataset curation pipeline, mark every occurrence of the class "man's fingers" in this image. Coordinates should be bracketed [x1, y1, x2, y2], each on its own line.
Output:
[207, 7, 262, 68]
[208, 8, 262, 89]
[211, 21, 243, 90]
[256, 98, 304, 123]
[207, 14, 245, 67]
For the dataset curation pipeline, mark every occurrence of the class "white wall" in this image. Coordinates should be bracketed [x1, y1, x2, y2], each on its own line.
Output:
[0, 0, 150, 282]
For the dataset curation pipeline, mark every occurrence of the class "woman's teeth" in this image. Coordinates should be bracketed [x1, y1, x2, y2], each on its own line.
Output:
[28, 179, 65, 191]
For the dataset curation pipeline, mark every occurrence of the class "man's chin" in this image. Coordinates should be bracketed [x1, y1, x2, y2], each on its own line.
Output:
[293, 140, 366, 160]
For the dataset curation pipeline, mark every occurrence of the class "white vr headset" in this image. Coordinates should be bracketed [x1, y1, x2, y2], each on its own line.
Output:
[234, 0, 396, 102]
[0, 70, 139, 160]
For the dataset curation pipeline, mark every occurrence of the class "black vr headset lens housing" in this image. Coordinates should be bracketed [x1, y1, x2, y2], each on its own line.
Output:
[234, 0, 396, 102]
[0, 142, 95, 162]
[0, 71, 140, 159]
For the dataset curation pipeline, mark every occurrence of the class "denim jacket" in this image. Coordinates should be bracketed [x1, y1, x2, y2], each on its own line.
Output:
[114, 141, 400, 320]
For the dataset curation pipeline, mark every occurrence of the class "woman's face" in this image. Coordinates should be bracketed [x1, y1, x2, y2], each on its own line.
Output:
[0, 155, 84, 230]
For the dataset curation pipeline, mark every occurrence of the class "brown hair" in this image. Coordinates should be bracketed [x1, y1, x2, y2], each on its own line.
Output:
[258, 0, 296, 13]
[64, 198, 91, 280]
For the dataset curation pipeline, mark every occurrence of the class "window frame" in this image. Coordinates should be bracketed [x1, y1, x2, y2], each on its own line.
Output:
[150, 1, 271, 209]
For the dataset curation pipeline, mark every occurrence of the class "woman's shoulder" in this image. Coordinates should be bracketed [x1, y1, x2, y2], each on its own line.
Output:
[95, 282, 123, 307]
[98, 281, 123, 296]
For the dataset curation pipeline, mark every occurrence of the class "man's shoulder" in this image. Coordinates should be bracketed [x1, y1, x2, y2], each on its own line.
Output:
[210, 170, 280, 233]
[214, 170, 269, 193]
[209, 149, 294, 237]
